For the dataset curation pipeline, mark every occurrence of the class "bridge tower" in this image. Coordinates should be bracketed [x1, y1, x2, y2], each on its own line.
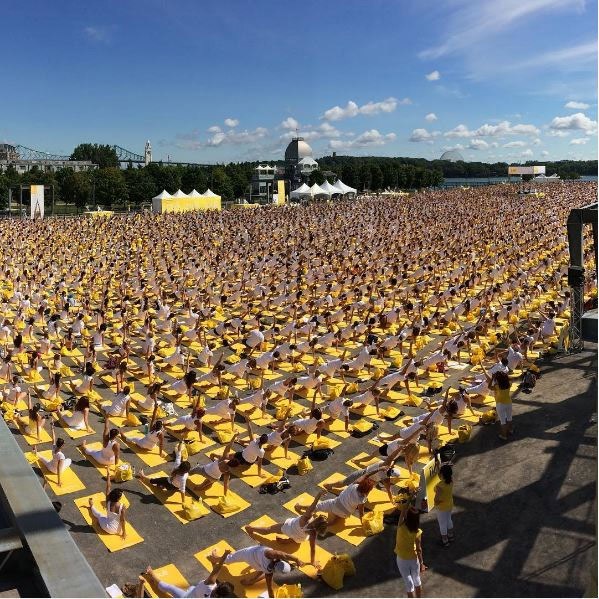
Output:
[144, 140, 152, 165]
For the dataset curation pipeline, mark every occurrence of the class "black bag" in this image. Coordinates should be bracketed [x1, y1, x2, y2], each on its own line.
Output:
[259, 475, 291, 495]
[62, 398, 76, 411]
[439, 443, 455, 464]
[308, 448, 334, 461]
[351, 422, 379, 438]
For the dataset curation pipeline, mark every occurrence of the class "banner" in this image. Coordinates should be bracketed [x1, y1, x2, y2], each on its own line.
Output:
[277, 180, 286, 204]
[30, 185, 44, 219]
[417, 457, 440, 513]
[508, 165, 545, 175]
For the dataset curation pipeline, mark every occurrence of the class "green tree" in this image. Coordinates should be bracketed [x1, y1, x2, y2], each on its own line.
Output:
[92, 168, 128, 208]
[211, 167, 234, 200]
[341, 163, 358, 188]
[308, 170, 325, 186]
[181, 166, 209, 195]
[370, 164, 384, 191]
[71, 143, 119, 168]
[123, 167, 157, 206]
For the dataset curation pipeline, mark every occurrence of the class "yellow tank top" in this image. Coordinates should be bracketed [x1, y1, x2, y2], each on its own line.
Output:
[394, 525, 422, 560]
[494, 387, 511, 405]
[435, 480, 454, 511]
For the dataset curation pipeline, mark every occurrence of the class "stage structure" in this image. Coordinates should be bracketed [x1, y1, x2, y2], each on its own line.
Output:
[508, 165, 546, 194]
[566, 202, 598, 352]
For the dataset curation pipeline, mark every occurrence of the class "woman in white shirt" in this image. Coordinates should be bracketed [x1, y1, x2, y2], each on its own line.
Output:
[89, 467, 128, 539]
[34, 423, 72, 487]
[137, 443, 191, 507]
[58, 395, 93, 432]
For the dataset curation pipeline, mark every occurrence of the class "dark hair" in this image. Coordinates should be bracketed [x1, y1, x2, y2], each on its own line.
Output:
[446, 399, 459, 415]
[108, 428, 119, 440]
[174, 460, 191, 475]
[184, 371, 197, 386]
[494, 371, 511, 390]
[403, 508, 420, 532]
[84, 362, 96, 376]
[107, 489, 122, 504]
[55, 438, 65, 449]
[439, 464, 453, 484]
[258, 433, 269, 445]
[357, 478, 375, 495]
[211, 582, 236, 597]
[311, 408, 322, 420]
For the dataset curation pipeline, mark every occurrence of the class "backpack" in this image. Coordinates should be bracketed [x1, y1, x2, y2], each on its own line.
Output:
[259, 475, 291, 495]
[521, 370, 537, 392]
[307, 448, 334, 461]
[438, 443, 456, 464]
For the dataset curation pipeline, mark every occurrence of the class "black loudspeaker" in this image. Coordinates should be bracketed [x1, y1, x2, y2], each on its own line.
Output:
[568, 266, 585, 287]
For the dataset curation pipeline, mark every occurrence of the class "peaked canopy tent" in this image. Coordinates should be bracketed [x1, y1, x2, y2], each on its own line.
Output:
[151, 188, 221, 213]
[320, 180, 340, 196]
[309, 183, 329, 197]
[332, 180, 357, 195]
[290, 183, 311, 200]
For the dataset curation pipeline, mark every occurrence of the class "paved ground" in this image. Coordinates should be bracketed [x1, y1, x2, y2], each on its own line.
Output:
[9, 344, 597, 598]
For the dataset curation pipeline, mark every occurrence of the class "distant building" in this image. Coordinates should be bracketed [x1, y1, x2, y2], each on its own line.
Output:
[0, 143, 97, 174]
[439, 149, 465, 162]
[248, 164, 283, 203]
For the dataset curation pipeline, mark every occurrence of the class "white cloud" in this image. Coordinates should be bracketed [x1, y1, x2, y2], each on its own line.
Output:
[507, 40, 597, 72]
[409, 128, 440, 142]
[468, 139, 489, 150]
[425, 70, 440, 81]
[521, 149, 534, 157]
[280, 117, 299, 131]
[444, 120, 540, 138]
[569, 137, 589, 145]
[445, 124, 473, 138]
[206, 127, 268, 147]
[224, 118, 239, 128]
[207, 125, 222, 134]
[280, 122, 341, 142]
[425, 113, 438, 122]
[442, 144, 465, 152]
[329, 129, 396, 149]
[549, 112, 598, 133]
[83, 26, 111, 44]
[532, 138, 542, 146]
[503, 141, 527, 148]
[565, 100, 590, 109]
[419, 1, 586, 60]
[321, 97, 407, 121]
[546, 129, 570, 137]
[541, 150, 550, 156]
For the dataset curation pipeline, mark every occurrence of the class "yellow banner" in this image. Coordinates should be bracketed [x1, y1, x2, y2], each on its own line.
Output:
[277, 180, 286, 205]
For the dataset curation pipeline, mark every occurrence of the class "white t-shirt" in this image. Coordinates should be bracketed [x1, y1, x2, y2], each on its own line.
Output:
[242, 438, 265, 464]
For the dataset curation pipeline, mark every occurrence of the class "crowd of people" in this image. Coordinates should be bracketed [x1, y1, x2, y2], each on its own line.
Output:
[0, 182, 596, 598]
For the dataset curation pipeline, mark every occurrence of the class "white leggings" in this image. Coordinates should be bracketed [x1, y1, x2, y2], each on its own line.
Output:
[436, 509, 454, 536]
[396, 557, 421, 593]
[157, 581, 193, 598]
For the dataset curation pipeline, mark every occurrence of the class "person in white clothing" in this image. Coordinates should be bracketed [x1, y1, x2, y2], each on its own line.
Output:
[88, 467, 127, 539]
[208, 544, 304, 598]
[143, 551, 233, 598]
[34, 423, 72, 487]
[246, 491, 328, 569]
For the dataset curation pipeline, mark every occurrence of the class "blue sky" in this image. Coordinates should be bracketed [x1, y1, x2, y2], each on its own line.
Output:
[1, 0, 597, 164]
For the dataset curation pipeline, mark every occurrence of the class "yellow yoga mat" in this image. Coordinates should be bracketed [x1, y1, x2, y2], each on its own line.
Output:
[324, 418, 351, 439]
[243, 514, 332, 579]
[317, 472, 346, 491]
[229, 462, 273, 488]
[236, 405, 275, 427]
[76, 443, 117, 476]
[264, 446, 300, 470]
[187, 477, 250, 518]
[138, 472, 210, 523]
[349, 404, 384, 421]
[74, 492, 143, 552]
[284, 492, 368, 547]
[167, 429, 216, 454]
[16, 419, 53, 445]
[194, 540, 273, 599]
[24, 450, 86, 495]
[291, 432, 341, 449]
[142, 564, 190, 598]
[52, 412, 94, 439]
[120, 431, 171, 467]
[346, 452, 380, 470]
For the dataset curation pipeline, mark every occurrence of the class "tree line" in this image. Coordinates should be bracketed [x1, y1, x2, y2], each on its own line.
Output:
[0, 143, 595, 209]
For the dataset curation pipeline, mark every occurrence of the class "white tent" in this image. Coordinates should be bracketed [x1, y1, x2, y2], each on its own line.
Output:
[320, 180, 340, 195]
[309, 183, 328, 197]
[290, 183, 311, 199]
[333, 180, 357, 195]
[172, 189, 188, 198]
[202, 188, 219, 197]
[152, 190, 172, 200]
[152, 190, 172, 213]
[188, 189, 202, 198]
